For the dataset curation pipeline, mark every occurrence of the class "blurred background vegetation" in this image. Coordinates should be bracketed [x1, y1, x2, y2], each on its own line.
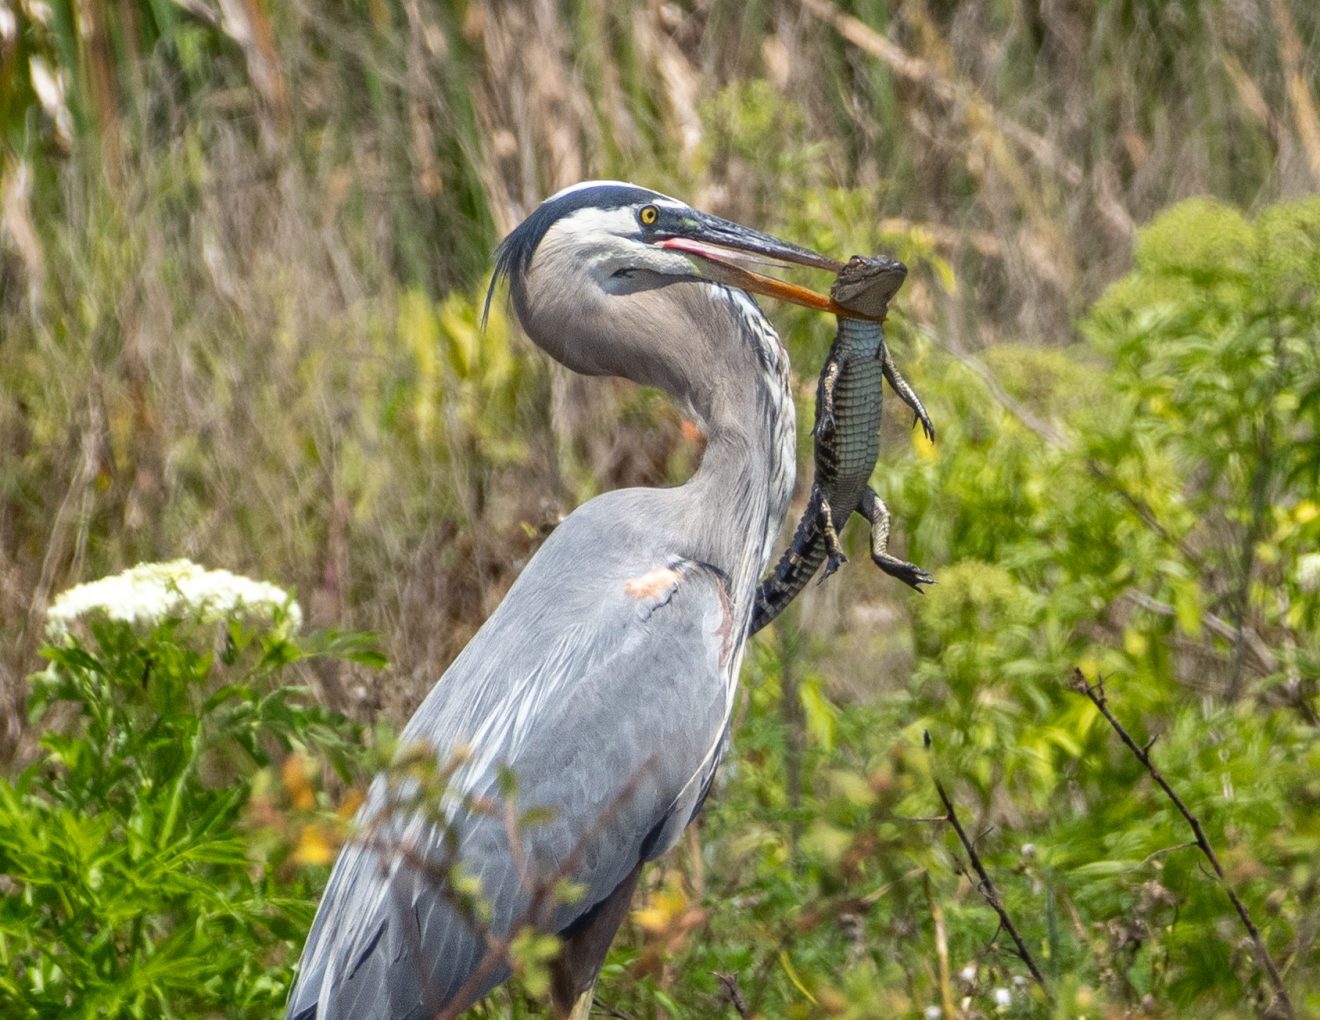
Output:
[1, 0, 1318, 1016]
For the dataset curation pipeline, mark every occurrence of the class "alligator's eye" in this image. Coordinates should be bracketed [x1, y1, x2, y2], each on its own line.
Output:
[638, 205, 659, 226]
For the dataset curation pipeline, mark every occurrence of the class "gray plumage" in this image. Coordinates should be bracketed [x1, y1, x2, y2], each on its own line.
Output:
[287, 182, 841, 1019]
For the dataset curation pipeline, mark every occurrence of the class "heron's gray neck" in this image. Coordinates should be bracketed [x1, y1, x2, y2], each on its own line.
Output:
[515, 272, 796, 615]
[676, 288, 796, 615]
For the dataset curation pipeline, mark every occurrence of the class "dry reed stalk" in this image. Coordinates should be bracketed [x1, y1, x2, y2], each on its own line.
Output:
[926, 882, 958, 1019]
[217, 0, 290, 138]
[796, 0, 1083, 187]
[82, 0, 123, 183]
[1220, 51, 1285, 153]
[1269, 0, 1320, 187]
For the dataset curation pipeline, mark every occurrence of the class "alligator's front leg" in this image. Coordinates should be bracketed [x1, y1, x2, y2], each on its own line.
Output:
[859, 487, 934, 591]
[809, 483, 848, 581]
[881, 350, 936, 443]
[814, 352, 842, 441]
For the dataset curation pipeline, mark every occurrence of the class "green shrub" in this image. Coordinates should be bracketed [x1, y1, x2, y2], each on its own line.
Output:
[0, 563, 377, 1019]
[588, 197, 1320, 1018]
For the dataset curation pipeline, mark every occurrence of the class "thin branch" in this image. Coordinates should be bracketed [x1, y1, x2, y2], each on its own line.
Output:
[1140, 841, 1198, 867]
[714, 972, 751, 1018]
[1069, 669, 1295, 1018]
[925, 733, 1048, 991]
[932, 777, 1049, 989]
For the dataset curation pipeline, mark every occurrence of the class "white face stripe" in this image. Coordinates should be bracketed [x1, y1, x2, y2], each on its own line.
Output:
[535, 204, 698, 290]
[551, 204, 644, 241]
[544, 193, 696, 256]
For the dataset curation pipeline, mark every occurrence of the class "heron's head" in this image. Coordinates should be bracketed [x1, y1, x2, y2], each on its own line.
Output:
[484, 181, 847, 390]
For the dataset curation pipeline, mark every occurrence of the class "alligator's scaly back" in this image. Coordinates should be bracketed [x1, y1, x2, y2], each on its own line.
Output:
[749, 256, 934, 636]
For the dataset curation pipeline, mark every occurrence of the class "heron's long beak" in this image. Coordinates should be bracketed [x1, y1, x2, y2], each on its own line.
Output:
[655, 213, 886, 321]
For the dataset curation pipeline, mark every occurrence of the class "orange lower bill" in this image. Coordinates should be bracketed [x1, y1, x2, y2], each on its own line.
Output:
[658, 237, 886, 322]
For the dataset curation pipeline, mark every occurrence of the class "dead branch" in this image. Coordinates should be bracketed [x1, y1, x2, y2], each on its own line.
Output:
[433, 755, 659, 1019]
[1069, 669, 1295, 1018]
[351, 749, 659, 1020]
[933, 788, 1049, 989]
[925, 733, 1049, 991]
[714, 971, 751, 1018]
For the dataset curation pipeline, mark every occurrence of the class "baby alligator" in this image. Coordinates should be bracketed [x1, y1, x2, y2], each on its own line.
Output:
[749, 254, 935, 636]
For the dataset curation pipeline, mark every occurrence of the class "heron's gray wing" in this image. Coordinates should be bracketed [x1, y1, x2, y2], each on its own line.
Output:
[288, 507, 736, 1020]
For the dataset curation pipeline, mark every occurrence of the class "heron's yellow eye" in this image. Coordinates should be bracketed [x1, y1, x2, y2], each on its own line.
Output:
[639, 205, 659, 226]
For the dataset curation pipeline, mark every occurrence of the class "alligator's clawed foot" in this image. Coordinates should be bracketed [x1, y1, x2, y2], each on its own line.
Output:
[872, 553, 935, 592]
[819, 550, 848, 583]
[814, 408, 836, 441]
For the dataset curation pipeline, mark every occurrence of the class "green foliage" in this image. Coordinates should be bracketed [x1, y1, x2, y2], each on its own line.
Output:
[566, 197, 1320, 1018]
[5, 190, 1313, 1019]
[0, 615, 372, 1018]
[4, 1, 1320, 1015]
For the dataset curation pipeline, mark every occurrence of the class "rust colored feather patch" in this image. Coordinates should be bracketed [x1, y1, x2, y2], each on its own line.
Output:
[624, 567, 683, 602]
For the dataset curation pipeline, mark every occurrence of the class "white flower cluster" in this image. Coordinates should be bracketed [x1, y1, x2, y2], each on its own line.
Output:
[1297, 552, 1320, 594]
[46, 560, 303, 637]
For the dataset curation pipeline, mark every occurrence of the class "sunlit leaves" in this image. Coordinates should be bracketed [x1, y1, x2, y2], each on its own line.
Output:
[0, 615, 374, 1017]
[655, 197, 1320, 1018]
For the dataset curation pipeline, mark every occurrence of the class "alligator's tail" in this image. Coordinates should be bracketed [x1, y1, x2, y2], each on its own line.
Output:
[748, 514, 829, 635]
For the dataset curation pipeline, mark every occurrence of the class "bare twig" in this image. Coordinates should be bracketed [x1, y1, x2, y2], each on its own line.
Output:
[1069, 669, 1295, 1018]
[935, 788, 1049, 989]
[353, 750, 659, 1020]
[1140, 841, 1198, 867]
[925, 733, 1049, 991]
[714, 971, 751, 1018]
[432, 756, 658, 1019]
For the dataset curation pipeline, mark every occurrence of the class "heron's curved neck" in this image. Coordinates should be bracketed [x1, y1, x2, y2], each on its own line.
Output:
[678, 288, 796, 610]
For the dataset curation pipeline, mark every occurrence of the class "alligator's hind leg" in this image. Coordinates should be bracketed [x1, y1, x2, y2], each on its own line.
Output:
[882, 350, 935, 443]
[860, 487, 934, 590]
[809, 484, 848, 582]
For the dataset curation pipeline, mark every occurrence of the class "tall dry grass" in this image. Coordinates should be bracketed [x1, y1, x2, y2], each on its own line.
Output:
[1, 0, 1317, 760]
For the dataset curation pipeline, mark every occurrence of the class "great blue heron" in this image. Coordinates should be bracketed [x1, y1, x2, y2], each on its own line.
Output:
[287, 181, 845, 1019]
